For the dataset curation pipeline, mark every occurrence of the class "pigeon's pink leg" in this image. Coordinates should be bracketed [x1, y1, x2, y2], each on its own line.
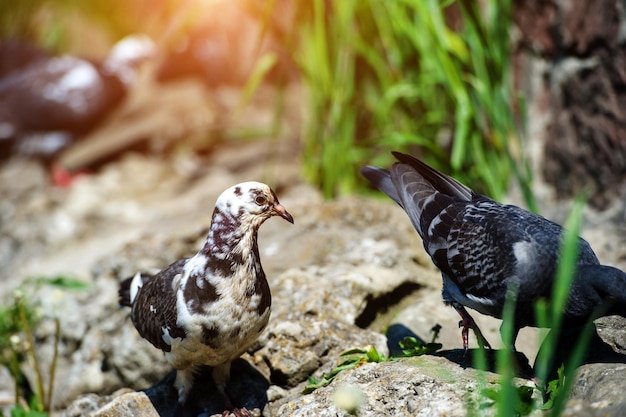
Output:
[453, 303, 492, 352]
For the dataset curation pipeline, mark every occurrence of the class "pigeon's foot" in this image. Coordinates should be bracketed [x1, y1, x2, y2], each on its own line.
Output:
[50, 163, 88, 187]
[454, 304, 492, 352]
[221, 393, 253, 417]
[222, 407, 253, 417]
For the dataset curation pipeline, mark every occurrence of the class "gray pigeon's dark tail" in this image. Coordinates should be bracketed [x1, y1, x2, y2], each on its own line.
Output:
[118, 272, 150, 307]
[391, 152, 473, 201]
[361, 165, 402, 206]
[363, 152, 478, 239]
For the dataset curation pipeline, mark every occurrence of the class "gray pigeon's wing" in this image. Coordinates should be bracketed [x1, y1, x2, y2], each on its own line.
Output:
[362, 151, 607, 326]
[447, 203, 556, 304]
[384, 154, 572, 313]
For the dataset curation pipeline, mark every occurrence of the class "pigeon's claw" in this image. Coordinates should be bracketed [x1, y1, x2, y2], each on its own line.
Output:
[454, 303, 492, 353]
[224, 407, 253, 417]
[221, 393, 253, 417]
[459, 319, 470, 352]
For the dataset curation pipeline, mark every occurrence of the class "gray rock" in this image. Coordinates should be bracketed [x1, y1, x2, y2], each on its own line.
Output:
[91, 391, 159, 417]
[595, 316, 626, 355]
[562, 399, 626, 417]
[62, 389, 156, 417]
[571, 363, 626, 406]
[274, 355, 536, 417]
[253, 318, 388, 388]
[64, 390, 159, 417]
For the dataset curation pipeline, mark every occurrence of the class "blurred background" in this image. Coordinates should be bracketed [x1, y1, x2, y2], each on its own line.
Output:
[2, 0, 624, 207]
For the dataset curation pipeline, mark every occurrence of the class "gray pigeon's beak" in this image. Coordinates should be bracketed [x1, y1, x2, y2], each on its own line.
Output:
[273, 203, 294, 224]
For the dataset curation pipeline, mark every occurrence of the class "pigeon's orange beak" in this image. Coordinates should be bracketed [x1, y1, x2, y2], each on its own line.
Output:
[273, 203, 294, 224]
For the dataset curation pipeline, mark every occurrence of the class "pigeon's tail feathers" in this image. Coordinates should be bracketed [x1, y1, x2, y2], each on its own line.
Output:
[391, 151, 473, 201]
[118, 272, 150, 307]
[361, 165, 402, 206]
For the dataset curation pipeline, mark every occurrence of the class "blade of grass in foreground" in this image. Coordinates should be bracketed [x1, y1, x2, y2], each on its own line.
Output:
[534, 196, 600, 416]
[496, 283, 520, 417]
[534, 196, 586, 385]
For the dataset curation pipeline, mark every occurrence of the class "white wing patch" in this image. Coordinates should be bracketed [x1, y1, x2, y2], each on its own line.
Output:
[465, 293, 496, 307]
[162, 326, 183, 348]
[196, 277, 205, 289]
[129, 272, 143, 304]
[513, 240, 534, 269]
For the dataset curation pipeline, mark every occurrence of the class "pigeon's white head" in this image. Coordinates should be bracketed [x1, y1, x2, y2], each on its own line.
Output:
[215, 181, 294, 227]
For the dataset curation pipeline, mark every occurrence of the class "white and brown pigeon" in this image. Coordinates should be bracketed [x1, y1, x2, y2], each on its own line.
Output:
[362, 151, 626, 352]
[119, 181, 293, 416]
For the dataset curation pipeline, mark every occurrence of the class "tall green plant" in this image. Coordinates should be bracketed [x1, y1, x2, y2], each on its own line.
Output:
[0, 276, 89, 416]
[295, 0, 362, 198]
[294, 0, 534, 207]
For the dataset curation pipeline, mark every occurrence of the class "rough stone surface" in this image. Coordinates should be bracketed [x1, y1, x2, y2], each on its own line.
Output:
[514, 0, 620, 57]
[92, 391, 159, 417]
[542, 48, 626, 209]
[2, 59, 626, 417]
[0, 144, 625, 417]
[562, 399, 626, 417]
[274, 356, 534, 417]
[571, 363, 626, 406]
[62, 389, 156, 417]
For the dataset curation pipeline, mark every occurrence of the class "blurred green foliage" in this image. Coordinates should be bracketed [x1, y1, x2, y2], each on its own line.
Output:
[0, 0, 185, 52]
[0, 0, 534, 206]
[290, 0, 533, 205]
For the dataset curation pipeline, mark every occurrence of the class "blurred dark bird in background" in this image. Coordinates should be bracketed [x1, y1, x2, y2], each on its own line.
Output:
[0, 34, 155, 172]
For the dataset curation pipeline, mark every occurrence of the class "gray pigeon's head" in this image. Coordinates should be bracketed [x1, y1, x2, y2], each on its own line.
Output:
[568, 264, 626, 321]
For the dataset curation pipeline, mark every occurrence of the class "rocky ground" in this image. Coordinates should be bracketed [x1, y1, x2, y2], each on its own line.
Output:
[1, 132, 626, 417]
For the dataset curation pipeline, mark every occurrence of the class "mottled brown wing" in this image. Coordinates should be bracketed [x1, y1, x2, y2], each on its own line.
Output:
[130, 258, 188, 352]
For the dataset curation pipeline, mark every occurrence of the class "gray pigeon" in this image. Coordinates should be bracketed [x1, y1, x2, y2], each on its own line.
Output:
[362, 151, 626, 351]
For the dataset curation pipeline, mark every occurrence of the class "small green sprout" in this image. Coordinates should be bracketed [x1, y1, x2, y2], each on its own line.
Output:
[303, 345, 387, 394]
[396, 324, 443, 358]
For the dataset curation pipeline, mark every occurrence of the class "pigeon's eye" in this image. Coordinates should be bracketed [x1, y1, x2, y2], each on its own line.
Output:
[255, 195, 267, 206]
